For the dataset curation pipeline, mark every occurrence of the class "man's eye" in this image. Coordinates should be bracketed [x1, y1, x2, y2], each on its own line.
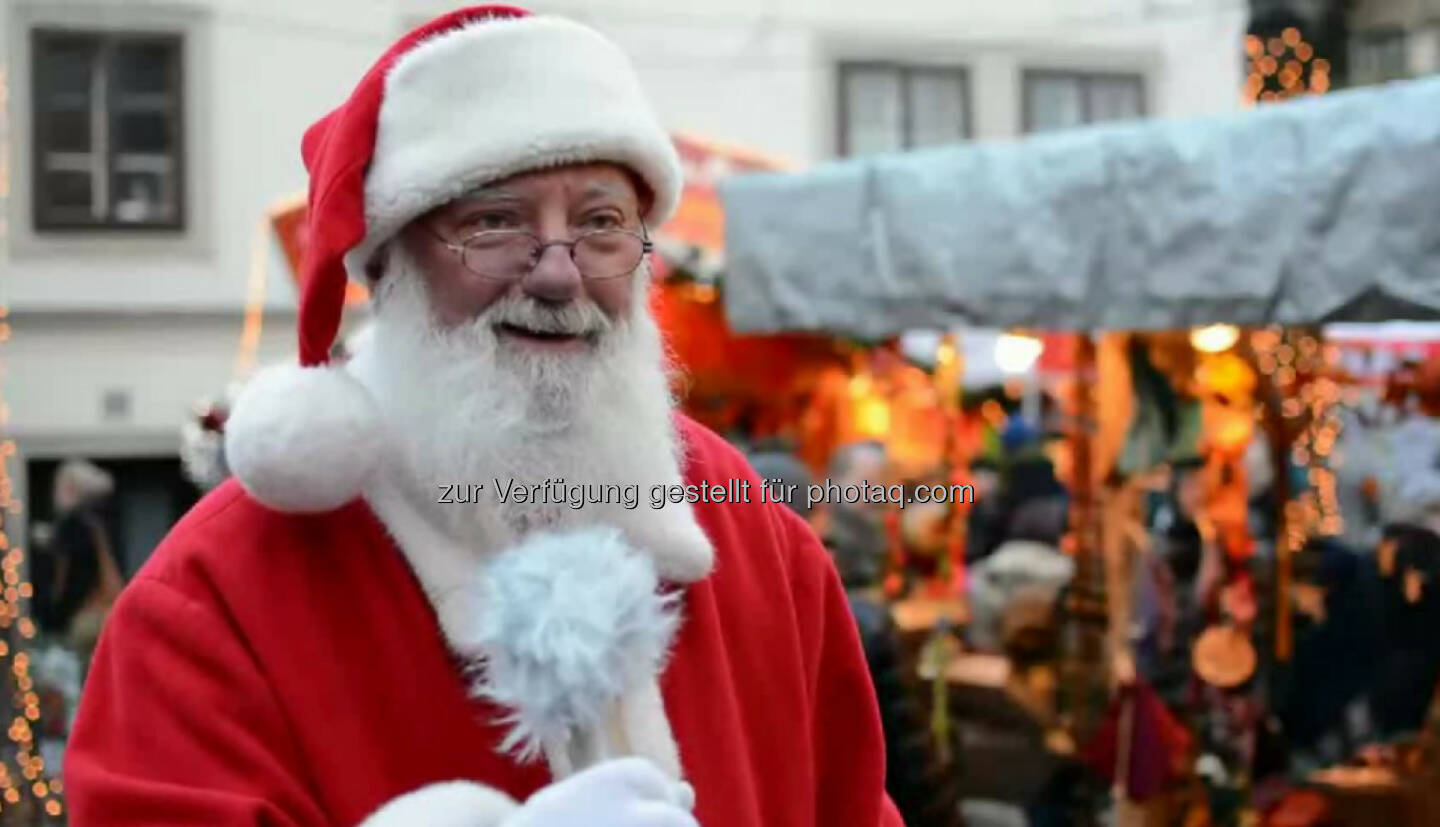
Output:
[581, 213, 623, 231]
[461, 212, 519, 231]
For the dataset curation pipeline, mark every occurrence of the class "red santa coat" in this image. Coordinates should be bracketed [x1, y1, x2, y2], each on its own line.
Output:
[66, 418, 903, 826]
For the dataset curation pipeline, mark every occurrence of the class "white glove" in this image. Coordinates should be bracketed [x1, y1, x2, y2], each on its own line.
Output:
[505, 758, 698, 827]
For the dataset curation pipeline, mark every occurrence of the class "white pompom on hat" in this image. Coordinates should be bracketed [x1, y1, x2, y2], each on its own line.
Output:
[224, 5, 683, 513]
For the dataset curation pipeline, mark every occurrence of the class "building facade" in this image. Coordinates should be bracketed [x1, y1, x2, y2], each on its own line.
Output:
[1346, 0, 1440, 84]
[1, 0, 1247, 570]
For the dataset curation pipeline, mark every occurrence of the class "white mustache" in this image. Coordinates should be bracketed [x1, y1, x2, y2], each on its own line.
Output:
[484, 293, 613, 337]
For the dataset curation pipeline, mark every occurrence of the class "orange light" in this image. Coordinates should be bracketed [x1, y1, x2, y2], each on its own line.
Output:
[1245, 35, 1263, 58]
[1268, 38, 1286, 57]
[1282, 28, 1302, 47]
[1296, 43, 1314, 62]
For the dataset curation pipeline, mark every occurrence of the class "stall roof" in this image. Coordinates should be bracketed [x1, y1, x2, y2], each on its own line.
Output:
[718, 76, 1440, 338]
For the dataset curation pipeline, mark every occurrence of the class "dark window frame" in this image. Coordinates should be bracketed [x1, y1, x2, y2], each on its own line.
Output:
[1020, 68, 1147, 134]
[836, 61, 973, 157]
[30, 27, 187, 233]
[1349, 27, 1408, 83]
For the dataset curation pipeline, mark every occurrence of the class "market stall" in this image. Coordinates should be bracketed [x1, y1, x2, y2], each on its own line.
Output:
[717, 74, 1440, 826]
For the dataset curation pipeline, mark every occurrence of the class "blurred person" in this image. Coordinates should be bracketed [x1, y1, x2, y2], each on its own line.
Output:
[829, 490, 964, 827]
[831, 440, 890, 494]
[748, 449, 813, 521]
[34, 459, 124, 673]
[809, 443, 963, 825]
[1278, 537, 1382, 765]
[884, 476, 955, 588]
[1370, 517, 1440, 738]
[1131, 460, 1226, 705]
[66, 8, 897, 827]
[990, 453, 1067, 562]
[823, 442, 892, 590]
[846, 594, 966, 827]
[967, 496, 1073, 653]
[964, 457, 1005, 562]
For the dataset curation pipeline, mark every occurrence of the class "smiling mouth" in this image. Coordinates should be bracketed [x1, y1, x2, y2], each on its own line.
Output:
[496, 323, 593, 344]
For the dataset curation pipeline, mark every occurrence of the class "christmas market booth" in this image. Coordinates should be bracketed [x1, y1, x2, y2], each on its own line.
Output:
[718, 73, 1440, 827]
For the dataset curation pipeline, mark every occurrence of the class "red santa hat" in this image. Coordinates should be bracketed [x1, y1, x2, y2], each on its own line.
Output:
[224, 6, 683, 513]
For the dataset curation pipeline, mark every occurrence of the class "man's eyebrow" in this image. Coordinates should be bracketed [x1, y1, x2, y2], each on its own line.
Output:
[579, 182, 630, 201]
[451, 187, 521, 205]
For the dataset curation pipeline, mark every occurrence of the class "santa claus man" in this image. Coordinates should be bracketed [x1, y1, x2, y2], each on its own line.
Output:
[66, 6, 901, 827]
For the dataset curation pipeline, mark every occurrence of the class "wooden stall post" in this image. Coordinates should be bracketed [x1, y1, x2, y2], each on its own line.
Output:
[1063, 332, 1109, 741]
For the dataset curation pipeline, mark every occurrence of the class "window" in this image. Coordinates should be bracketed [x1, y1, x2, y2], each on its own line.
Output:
[1022, 70, 1145, 134]
[31, 29, 184, 231]
[838, 63, 970, 157]
[1351, 29, 1408, 85]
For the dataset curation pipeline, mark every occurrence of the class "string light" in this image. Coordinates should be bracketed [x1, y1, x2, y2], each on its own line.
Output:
[1252, 327, 1345, 562]
[0, 65, 64, 822]
[1242, 27, 1329, 107]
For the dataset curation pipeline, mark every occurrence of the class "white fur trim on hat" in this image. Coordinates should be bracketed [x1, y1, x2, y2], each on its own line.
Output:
[224, 363, 384, 513]
[358, 781, 518, 827]
[344, 15, 683, 278]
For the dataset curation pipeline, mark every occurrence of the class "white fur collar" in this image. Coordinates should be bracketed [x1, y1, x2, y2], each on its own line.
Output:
[363, 474, 686, 780]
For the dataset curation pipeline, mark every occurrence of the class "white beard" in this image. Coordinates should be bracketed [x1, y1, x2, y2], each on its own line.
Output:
[347, 248, 708, 572]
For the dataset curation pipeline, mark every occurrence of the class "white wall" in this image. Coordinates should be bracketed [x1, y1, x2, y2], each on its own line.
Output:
[7, 311, 297, 454]
[533, 0, 1246, 160]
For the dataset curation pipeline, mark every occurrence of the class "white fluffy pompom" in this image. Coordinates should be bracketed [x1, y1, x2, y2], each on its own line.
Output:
[460, 526, 681, 764]
[224, 363, 384, 513]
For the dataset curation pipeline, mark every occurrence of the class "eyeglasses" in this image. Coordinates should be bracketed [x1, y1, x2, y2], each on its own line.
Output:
[425, 224, 653, 282]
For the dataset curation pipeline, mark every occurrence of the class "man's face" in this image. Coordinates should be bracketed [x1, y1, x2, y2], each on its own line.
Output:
[348, 165, 692, 549]
[397, 163, 647, 333]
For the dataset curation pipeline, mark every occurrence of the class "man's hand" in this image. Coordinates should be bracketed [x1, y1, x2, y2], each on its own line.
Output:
[506, 758, 698, 827]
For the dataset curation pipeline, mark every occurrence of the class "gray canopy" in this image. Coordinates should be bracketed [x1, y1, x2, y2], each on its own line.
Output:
[718, 76, 1440, 338]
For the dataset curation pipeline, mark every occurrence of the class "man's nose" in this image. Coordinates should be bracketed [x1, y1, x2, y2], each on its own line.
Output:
[522, 242, 583, 304]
